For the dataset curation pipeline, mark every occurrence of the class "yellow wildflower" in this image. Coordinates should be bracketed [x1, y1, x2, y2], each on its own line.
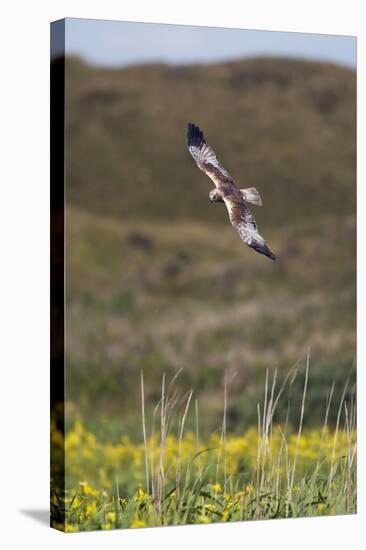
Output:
[134, 488, 148, 503]
[130, 519, 147, 528]
[79, 481, 98, 498]
[107, 512, 117, 523]
[71, 496, 82, 509]
[198, 515, 211, 524]
[85, 501, 97, 517]
[65, 523, 79, 532]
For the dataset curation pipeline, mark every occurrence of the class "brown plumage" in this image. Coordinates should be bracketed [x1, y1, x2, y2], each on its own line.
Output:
[187, 122, 276, 261]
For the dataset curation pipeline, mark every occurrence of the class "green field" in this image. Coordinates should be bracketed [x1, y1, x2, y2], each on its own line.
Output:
[52, 365, 356, 531]
[65, 207, 355, 435]
[52, 55, 357, 530]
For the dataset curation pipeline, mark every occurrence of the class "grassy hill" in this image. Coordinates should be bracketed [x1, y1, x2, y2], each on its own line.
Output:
[63, 56, 356, 437]
[65, 56, 356, 229]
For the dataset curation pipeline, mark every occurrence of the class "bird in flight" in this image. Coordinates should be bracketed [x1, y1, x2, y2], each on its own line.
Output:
[187, 122, 276, 261]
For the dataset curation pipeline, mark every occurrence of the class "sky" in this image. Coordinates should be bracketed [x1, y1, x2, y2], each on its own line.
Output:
[63, 18, 357, 69]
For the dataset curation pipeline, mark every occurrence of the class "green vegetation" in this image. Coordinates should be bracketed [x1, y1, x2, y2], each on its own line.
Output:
[52, 366, 356, 531]
[56, 56, 356, 530]
[65, 56, 355, 229]
[65, 209, 355, 434]
[64, 55, 355, 434]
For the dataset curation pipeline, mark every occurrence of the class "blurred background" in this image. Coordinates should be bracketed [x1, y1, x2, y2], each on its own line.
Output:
[63, 19, 356, 440]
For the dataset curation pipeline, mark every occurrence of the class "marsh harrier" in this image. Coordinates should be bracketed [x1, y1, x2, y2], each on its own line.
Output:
[187, 122, 276, 261]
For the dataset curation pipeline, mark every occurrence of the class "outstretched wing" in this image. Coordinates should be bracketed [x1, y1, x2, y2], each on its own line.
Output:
[187, 122, 235, 188]
[187, 122, 276, 261]
[224, 193, 276, 261]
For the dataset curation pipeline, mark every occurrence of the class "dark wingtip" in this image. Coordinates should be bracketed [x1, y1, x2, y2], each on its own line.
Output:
[264, 247, 276, 261]
[250, 241, 277, 261]
[187, 122, 205, 147]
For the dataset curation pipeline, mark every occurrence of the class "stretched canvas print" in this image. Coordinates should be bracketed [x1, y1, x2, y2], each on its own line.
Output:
[50, 18, 357, 532]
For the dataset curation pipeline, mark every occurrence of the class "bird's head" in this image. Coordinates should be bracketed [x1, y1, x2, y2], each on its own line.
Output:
[209, 189, 222, 203]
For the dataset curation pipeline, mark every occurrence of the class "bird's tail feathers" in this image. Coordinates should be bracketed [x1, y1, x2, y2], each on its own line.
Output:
[240, 187, 262, 206]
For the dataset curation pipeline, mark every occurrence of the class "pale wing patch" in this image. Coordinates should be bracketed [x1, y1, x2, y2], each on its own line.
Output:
[224, 196, 257, 232]
[223, 196, 276, 261]
[188, 142, 217, 168]
[236, 224, 264, 246]
[235, 222, 276, 260]
[187, 123, 234, 185]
